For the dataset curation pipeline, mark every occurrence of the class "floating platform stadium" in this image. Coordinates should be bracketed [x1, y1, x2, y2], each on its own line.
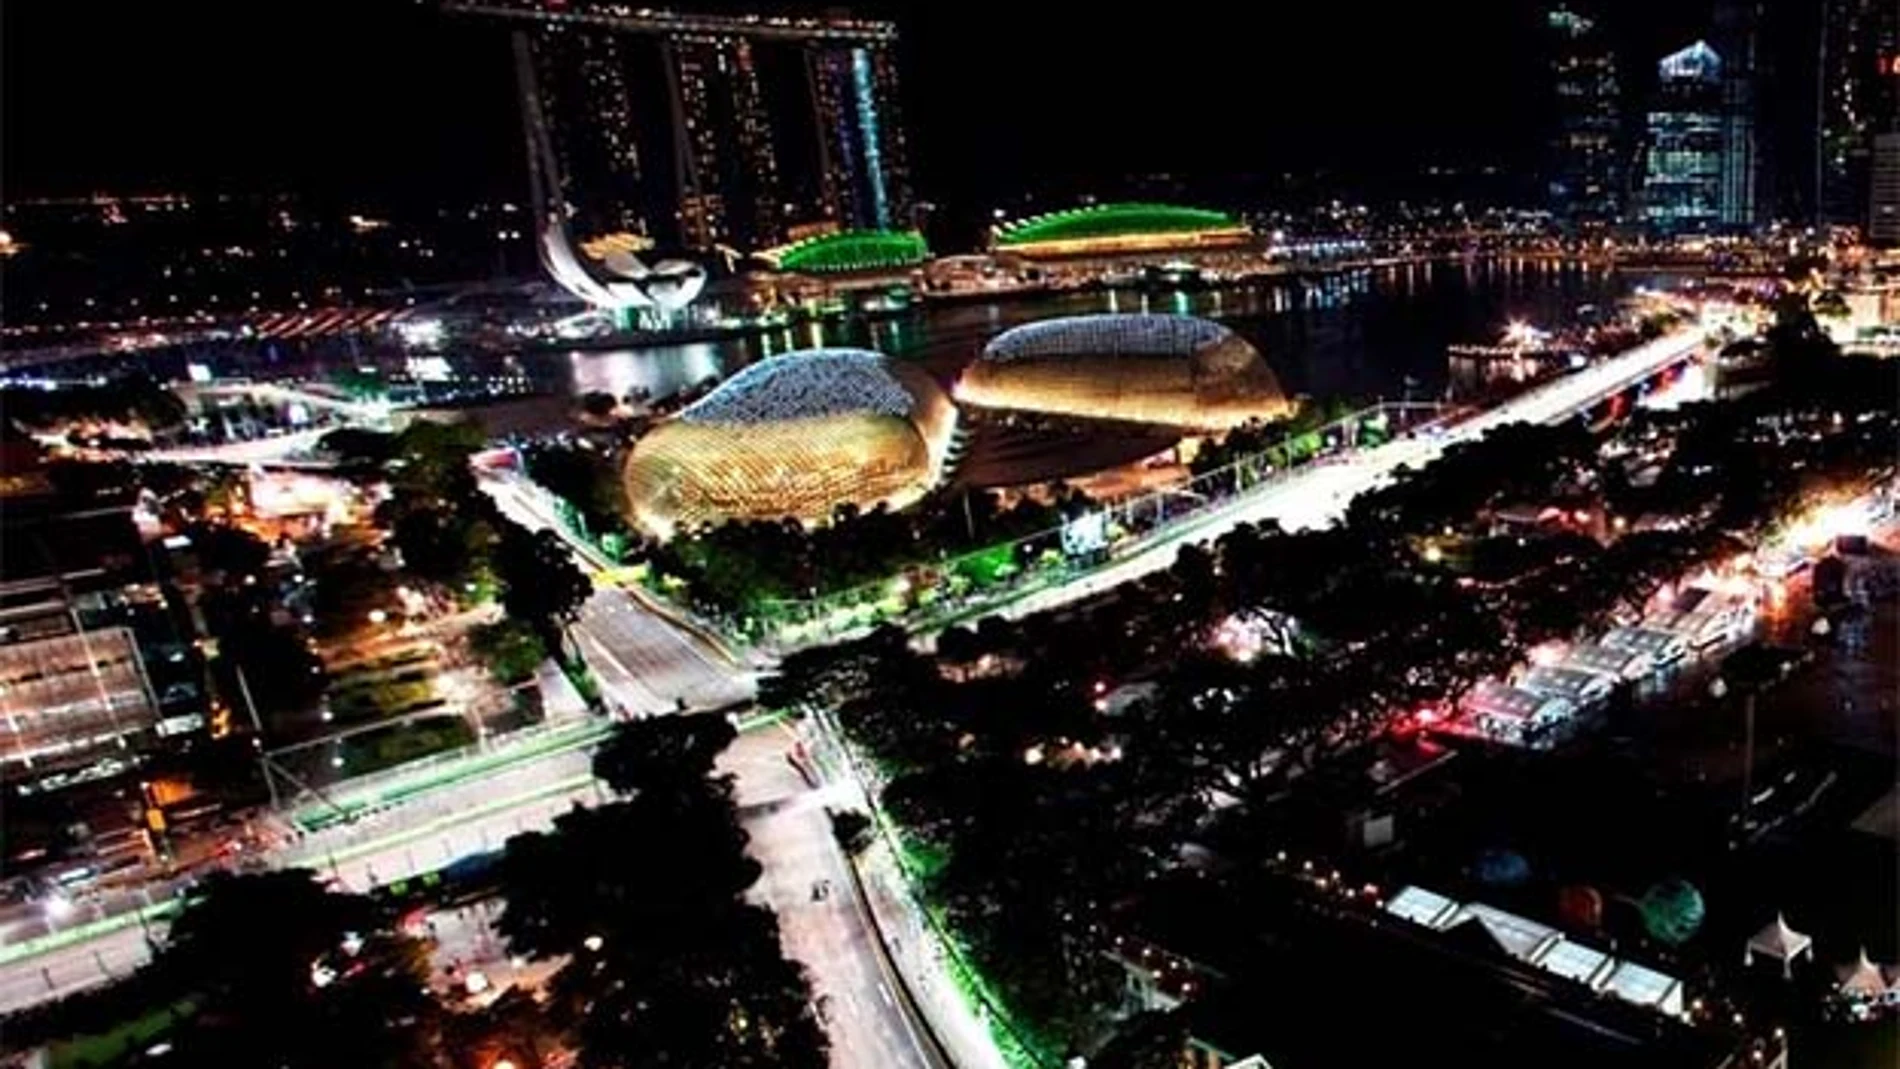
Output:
[623, 348, 957, 537]
[953, 313, 1292, 430]
[989, 202, 1253, 259]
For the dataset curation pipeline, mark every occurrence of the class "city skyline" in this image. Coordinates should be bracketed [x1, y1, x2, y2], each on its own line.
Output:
[6, 0, 1727, 211]
[1, 1, 1897, 1066]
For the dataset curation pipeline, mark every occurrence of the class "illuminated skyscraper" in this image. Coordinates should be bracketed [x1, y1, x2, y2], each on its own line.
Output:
[665, 34, 783, 249]
[455, 1, 910, 256]
[518, 22, 656, 241]
[1544, 6, 1624, 227]
[1642, 41, 1725, 234]
[1712, 0, 1762, 229]
[1819, 0, 1900, 229]
[807, 40, 913, 231]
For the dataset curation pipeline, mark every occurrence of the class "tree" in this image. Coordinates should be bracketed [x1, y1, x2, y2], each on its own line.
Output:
[389, 419, 487, 502]
[185, 521, 271, 580]
[157, 871, 439, 1068]
[829, 809, 873, 855]
[496, 791, 826, 1069]
[442, 987, 560, 1069]
[1764, 289, 1839, 388]
[469, 618, 548, 686]
[592, 713, 737, 795]
[213, 619, 327, 726]
[317, 427, 395, 466]
[493, 523, 592, 644]
[555, 906, 827, 1069]
[579, 391, 619, 419]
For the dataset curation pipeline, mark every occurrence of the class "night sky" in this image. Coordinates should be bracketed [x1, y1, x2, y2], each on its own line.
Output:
[5, 0, 1724, 209]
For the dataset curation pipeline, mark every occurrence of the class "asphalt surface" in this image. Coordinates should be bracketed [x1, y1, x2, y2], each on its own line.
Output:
[722, 728, 943, 1069]
[985, 331, 1707, 625]
[575, 591, 755, 716]
[0, 334, 1703, 1049]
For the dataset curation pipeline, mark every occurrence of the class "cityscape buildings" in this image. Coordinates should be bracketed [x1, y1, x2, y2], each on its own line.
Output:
[1642, 41, 1727, 234]
[1819, 0, 1900, 231]
[457, 0, 912, 257]
[1544, 6, 1625, 228]
[5, 4, 1900, 1069]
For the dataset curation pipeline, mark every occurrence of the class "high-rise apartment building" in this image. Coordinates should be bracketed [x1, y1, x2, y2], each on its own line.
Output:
[457, 1, 912, 255]
[1545, 6, 1624, 227]
[1819, 0, 1900, 230]
[1643, 41, 1726, 234]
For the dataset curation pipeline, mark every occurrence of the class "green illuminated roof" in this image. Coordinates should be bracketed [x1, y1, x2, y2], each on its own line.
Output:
[775, 229, 930, 273]
[994, 202, 1245, 246]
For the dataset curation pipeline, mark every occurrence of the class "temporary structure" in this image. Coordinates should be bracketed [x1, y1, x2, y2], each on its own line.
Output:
[1744, 914, 1814, 978]
[1836, 949, 1892, 1002]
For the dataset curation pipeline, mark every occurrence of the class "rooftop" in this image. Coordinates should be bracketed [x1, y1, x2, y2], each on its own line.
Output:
[982, 313, 1236, 362]
[676, 349, 919, 426]
[771, 229, 930, 274]
[993, 202, 1245, 247]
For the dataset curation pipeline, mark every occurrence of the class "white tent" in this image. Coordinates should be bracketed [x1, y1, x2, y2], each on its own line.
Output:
[1836, 949, 1892, 1001]
[1744, 914, 1814, 978]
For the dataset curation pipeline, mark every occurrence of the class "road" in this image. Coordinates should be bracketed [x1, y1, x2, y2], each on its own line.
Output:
[722, 728, 945, 1069]
[575, 593, 754, 716]
[980, 330, 1707, 626]
[0, 757, 606, 1016]
[0, 331, 1703, 1052]
[481, 471, 757, 717]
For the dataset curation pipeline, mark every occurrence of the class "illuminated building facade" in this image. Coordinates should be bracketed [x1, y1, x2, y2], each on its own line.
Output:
[1545, 6, 1624, 227]
[807, 41, 913, 231]
[1642, 42, 1725, 235]
[1819, 0, 1900, 229]
[456, 1, 911, 259]
[518, 22, 654, 241]
[1712, 0, 1762, 229]
[954, 314, 1291, 430]
[990, 203, 1253, 259]
[765, 229, 930, 274]
[623, 349, 956, 537]
[666, 34, 782, 250]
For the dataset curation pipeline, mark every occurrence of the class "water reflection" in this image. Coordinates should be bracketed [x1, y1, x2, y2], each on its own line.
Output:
[21, 259, 1629, 414]
[535, 260, 1627, 406]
